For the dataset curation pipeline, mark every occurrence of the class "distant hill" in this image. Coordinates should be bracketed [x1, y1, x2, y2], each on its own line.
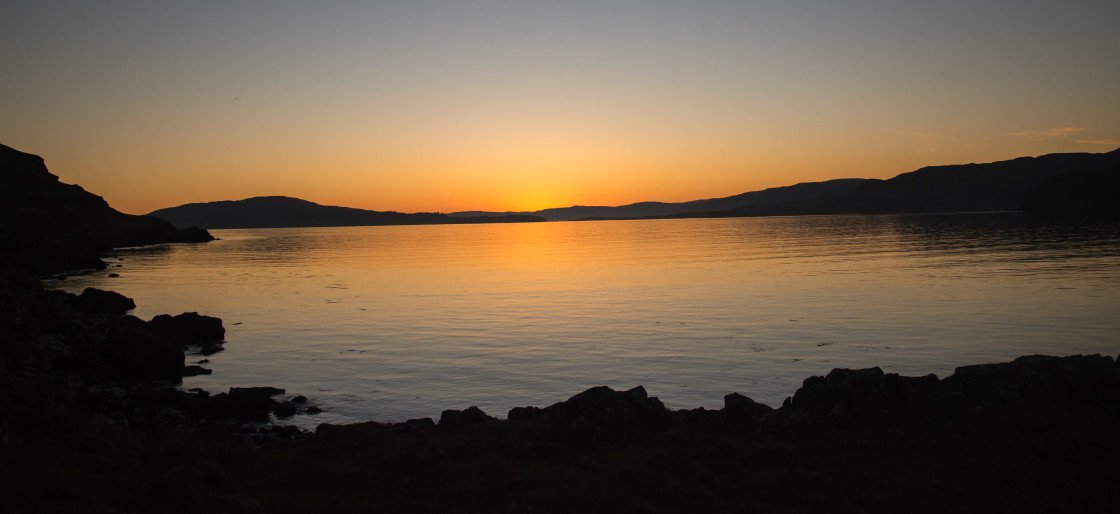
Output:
[672, 148, 1120, 219]
[0, 143, 213, 274]
[148, 196, 544, 229]
[1023, 166, 1120, 222]
[451, 178, 868, 221]
[148, 148, 1120, 230]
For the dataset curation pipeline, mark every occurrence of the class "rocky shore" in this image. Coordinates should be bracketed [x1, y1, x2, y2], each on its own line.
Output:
[5, 266, 1119, 511]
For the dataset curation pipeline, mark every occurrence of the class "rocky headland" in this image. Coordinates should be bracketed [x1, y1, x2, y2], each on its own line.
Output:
[3, 143, 1119, 512]
[0, 143, 318, 449]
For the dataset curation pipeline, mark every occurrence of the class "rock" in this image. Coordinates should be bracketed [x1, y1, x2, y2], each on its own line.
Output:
[673, 407, 722, 425]
[305, 406, 322, 414]
[438, 406, 496, 427]
[148, 312, 225, 345]
[567, 416, 603, 447]
[181, 365, 211, 377]
[0, 143, 214, 275]
[882, 373, 949, 420]
[229, 386, 285, 403]
[72, 287, 135, 315]
[275, 401, 297, 418]
[723, 392, 773, 422]
[944, 354, 1118, 408]
[103, 326, 185, 380]
[507, 385, 669, 429]
[404, 418, 435, 431]
[507, 405, 547, 423]
[291, 395, 307, 404]
[196, 341, 225, 356]
[199, 387, 285, 421]
[784, 367, 894, 424]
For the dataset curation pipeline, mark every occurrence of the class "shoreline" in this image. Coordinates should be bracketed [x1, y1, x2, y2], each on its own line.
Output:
[9, 261, 1120, 430]
[5, 264, 1120, 511]
[13, 259, 1120, 434]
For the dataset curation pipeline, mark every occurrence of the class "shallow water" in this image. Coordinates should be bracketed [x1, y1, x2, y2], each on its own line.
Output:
[46, 213, 1120, 427]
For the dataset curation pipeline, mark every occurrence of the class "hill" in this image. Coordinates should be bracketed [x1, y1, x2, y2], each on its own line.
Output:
[1023, 166, 1120, 222]
[451, 178, 867, 221]
[149, 196, 544, 229]
[453, 149, 1120, 222]
[0, 143, 213, 274]
[689, 148, 1120, 219]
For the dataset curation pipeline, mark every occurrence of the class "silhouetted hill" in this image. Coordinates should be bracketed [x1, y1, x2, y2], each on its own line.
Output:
[149, 196, 544, 229]
[1023, 166, 1120, 222]
[451, 178, 867, 221]
[0, 143, 214, 274]
[681, 148, 1120, 219]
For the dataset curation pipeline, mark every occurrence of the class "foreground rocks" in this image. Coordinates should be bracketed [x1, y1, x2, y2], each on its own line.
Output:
[336, 353, 1120, 448]
[1, 273, 315, 442]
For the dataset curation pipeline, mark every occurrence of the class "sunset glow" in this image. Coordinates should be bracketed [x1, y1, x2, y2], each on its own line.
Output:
[3, 1, 1118, 215]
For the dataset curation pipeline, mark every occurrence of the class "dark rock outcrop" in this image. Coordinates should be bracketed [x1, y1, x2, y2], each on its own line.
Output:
[723, 392, 773, 422]
[198, 387, 286, 421]
[438, 406, 497, 428]
[148, 312, 225, 345]
[943, 353, 1118, 408]
[509, 385, 669, 428]
[0, 143, 214, 275]
[71, 287, 136, 315]
[766, 354, 1117, 429]
[182, 365, 212, 376]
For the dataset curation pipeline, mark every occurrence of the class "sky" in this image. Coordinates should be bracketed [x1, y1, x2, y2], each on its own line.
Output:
[2, 1, 1119, 215]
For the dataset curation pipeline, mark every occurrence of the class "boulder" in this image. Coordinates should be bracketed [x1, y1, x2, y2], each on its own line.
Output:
[723, 392, 773, 422]
[148, 312, 225, 345]
[881, 372, 950, 420]
[783, 366, 950, 423]
[787, 366, 889, 421]
[274, 401, 297, 418]
[198, 387, 285, 421]
[71, 288, 135, 315]
[229, 386, 285, 403]
[944, 354, 1118, 408]
[507, 385, 669, 428]
[181, 365, 211, 377]
[438, 406, 496, 427]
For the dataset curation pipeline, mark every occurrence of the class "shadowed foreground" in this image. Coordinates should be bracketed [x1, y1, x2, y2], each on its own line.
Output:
[4, 368, 1118, 513]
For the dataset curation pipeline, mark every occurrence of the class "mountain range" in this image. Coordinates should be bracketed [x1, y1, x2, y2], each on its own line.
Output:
[146, 148, 1120, 229]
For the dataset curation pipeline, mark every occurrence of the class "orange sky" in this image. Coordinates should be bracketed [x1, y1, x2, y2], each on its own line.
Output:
[3, 2, 1118, 215]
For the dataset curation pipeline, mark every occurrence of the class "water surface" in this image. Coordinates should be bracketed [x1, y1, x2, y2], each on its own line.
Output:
[47, 213, 1120, 427]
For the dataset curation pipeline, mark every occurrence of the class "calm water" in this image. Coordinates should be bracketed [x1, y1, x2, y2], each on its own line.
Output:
[46, 213, 1120, 428]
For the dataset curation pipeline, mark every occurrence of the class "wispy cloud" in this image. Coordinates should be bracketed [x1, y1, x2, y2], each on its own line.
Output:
[1076, 138, 1120, 146]
[1007, 127, 1087, 139]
